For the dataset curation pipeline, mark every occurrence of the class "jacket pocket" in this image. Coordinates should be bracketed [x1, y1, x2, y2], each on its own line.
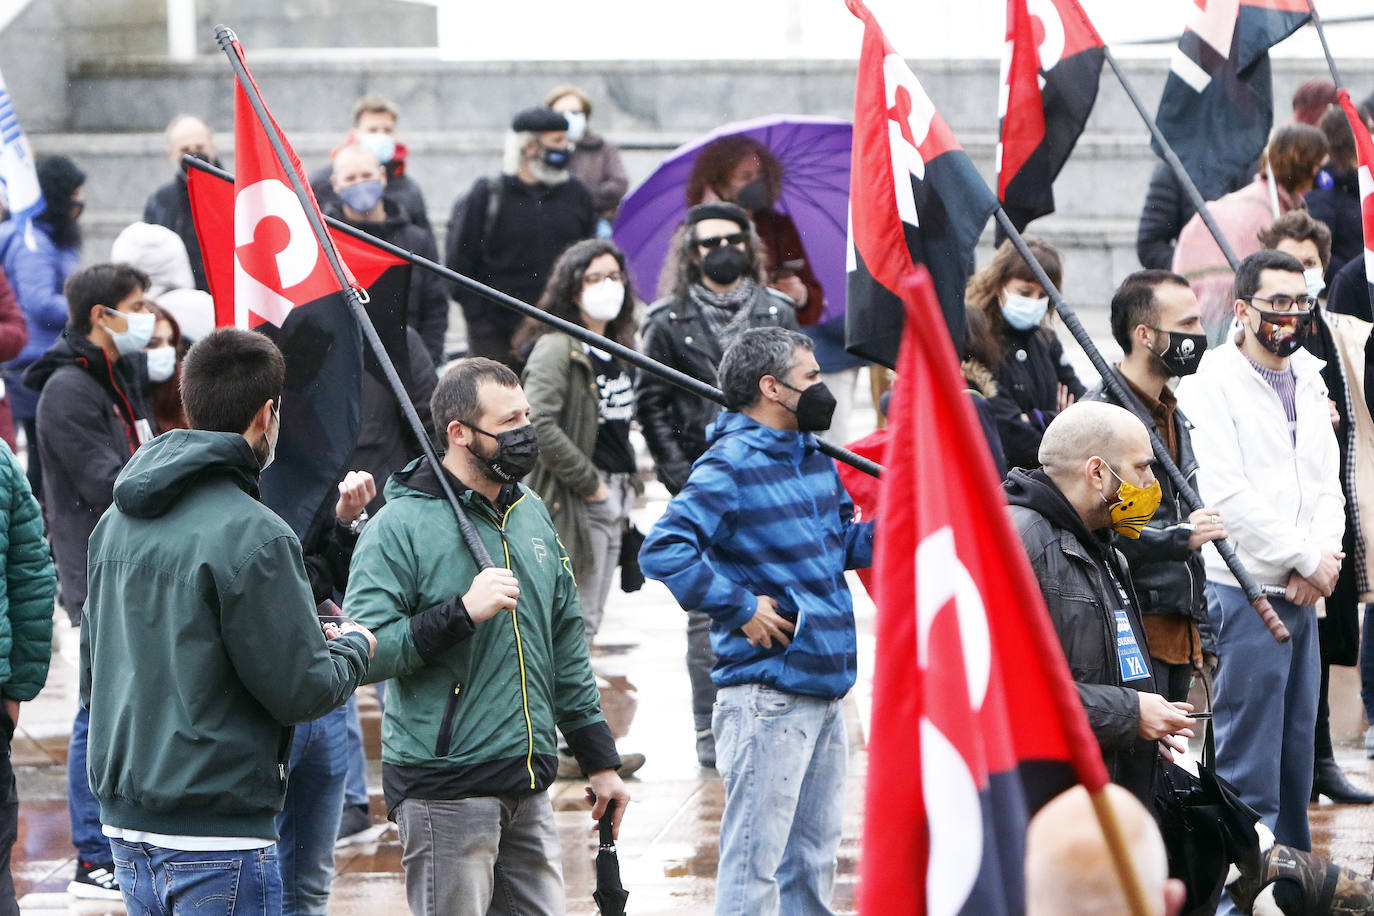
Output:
[433, 682, 463, 758]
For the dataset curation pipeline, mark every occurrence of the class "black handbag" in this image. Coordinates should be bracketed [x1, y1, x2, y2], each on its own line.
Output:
[1153, 676, 1262, 916]
[618, 521, 645, 593]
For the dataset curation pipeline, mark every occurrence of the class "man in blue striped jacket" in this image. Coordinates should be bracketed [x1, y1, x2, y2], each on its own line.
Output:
[641, 326, 875, 916]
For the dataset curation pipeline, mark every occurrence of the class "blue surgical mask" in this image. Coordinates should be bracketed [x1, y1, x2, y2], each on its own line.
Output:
[104, 308, 155, 356]
[562, 111, 587, 143]
[1304, 267, 1326, 300]
[357, 132, 396, 165]
[146, 345, 177, 383]
[339, 180, 385, 215]
[1001, 289, 1049, 331]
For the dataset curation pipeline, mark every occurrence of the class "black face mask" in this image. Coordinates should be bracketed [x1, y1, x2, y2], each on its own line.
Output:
[467, 422, 540, 484]
[1149, 328, 1208, 378]
[701, 245, 750, 285]
[1249, 307, 1314, 359]
[540, 146, 571, 170]
[735, 177, 773, 212]
[778, 380, 837, 432]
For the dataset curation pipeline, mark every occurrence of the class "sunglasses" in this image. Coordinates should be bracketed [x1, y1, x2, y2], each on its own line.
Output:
[695, 232, 747, 250]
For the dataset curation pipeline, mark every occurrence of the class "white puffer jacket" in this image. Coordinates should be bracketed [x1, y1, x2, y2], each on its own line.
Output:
[1175, 339, 1345, 588]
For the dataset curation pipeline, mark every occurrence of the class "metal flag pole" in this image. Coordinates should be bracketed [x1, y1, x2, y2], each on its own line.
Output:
[212, 25, 494, 569]
[1063, 0, 1244, 272]
[993, 208, 1290, 643]
[1305, 0, 1345, 89]
[184, 155, 885, 481]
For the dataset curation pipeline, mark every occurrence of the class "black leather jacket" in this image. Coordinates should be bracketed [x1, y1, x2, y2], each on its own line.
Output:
[1086, 370, 1208, 649]
[635, 285, 797, 494]
[1005, 468, 1159, 808]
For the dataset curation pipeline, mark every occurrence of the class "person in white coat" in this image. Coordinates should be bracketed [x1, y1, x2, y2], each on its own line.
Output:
[1175, 249, 1346, 878]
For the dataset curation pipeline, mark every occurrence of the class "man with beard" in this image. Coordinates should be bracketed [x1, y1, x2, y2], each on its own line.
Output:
[635, 201, 798, 768]
[0, 154, 85, 499]
[445, 108, 595, 367]
[326, 143, 448, 363]
[142, 115, 218, 291]
[344, 357, 628, 915]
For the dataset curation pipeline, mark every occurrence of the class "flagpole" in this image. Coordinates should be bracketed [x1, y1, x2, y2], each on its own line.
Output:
[1063, 0, 1244, 271]
[1087, 788, 1154, 916]
[184, 157, 885, 482]
[211, 25, 495, 570]
[992, 207, 1290, 644]
[1305, 0, 1344, 89]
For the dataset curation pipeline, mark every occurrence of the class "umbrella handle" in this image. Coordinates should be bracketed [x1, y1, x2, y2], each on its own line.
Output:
[600, 798, 617, 847]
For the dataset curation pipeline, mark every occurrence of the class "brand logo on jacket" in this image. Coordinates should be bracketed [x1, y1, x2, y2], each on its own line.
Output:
[531, 537, 547, 563]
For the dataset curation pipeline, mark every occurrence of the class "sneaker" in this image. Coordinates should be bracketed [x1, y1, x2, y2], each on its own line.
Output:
[67, 860, 122, 900]
[335, 803, 373, 846]
[618, 752, 647, 779]
[695, 729, 716, 770]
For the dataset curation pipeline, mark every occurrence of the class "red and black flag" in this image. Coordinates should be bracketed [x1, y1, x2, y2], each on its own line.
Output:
[844, 0, 999, 369]
[859, 264, 1109, 916]
[1153, 0, 1310, 203]
[1338, 90, 1374, 318]
[187, 45, 410, 539]
[997, 0, 1104, 231]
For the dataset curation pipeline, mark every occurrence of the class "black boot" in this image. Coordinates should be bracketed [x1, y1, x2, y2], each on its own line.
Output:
[1311, 756, 1374, 804]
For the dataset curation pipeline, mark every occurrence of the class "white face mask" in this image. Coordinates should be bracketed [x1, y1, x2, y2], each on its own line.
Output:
[105, 309, 156, 356]
[562, 111, 587, 143]
[1000, 289, 1050, 331]
[357, 131, 396, 165]
[580, 279, 624, 322]
[1304, 267, 1326, 299]
[146, 345, 177, 383]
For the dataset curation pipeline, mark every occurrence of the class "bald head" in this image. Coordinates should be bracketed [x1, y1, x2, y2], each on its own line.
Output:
[330, 144, 385, 186]
[1037, 402, 1156, 530]
[1026, 785, 1181, 916]
[165, 115, 215, 171]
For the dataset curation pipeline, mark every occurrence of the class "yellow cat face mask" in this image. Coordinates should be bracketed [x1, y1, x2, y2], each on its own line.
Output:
[1096, 458, 1162, 539]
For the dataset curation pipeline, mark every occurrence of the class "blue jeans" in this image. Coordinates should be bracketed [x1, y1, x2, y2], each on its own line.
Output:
[109, 838, 282, 915]
[712, 684, 846, 916]
[1209, 584, 1318, 845]
[275, 706, 348, 916]
[69, 705, 110, 863]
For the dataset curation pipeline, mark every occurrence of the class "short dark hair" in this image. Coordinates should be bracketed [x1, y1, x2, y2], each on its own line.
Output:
[1318, 104, 1356, 172]
[1257, 210, 1333, 271]
[351, 95, 398, 125]
[1233, 249, 1305, 302]
[431, 358, 520, 441]
[180, 328, 285, 433]
[1109, 270, 1189, 353]
[65, 263, 150, 335]
[719, 327, 813, 410]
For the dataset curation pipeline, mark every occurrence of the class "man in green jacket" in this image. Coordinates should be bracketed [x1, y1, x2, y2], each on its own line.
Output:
[81, 328, 376, 916]
[345, 356, 629, 916]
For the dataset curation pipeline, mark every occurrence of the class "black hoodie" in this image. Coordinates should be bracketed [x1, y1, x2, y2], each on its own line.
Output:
[1004, 467, 1160, 808]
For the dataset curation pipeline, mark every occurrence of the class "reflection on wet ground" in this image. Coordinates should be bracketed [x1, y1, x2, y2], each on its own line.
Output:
[10, 521, 1374, 912]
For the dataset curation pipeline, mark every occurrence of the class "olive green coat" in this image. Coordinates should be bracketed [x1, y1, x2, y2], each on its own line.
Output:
[522, 332, 642, 582]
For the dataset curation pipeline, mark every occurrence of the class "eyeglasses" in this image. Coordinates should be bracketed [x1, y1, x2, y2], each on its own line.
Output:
[695, 233, 747, 250]
[1248, 294, 1316, 313]
[583, 270, 625, 285]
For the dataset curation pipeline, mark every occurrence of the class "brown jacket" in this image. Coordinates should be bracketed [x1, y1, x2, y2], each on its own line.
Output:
[569, 134, 629, 218]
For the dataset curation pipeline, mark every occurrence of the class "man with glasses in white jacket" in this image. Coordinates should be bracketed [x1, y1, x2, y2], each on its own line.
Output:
[1176, 249, 1345, 876]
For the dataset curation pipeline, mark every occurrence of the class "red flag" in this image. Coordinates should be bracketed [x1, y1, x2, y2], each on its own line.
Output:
[227, 36, 357, 329]
[997, 0, 1104, 230]
[1338, 90, 1374, 301]
[860, 265, 1108, 915]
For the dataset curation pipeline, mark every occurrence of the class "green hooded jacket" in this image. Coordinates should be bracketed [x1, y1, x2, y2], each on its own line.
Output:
[344, 456, 617, 812]
[81, 430, 371, 839]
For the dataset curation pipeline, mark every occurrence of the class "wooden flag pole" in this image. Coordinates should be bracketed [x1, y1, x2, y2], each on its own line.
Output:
[211, 24, 495, 569]
[1088, 787, 1154, 916]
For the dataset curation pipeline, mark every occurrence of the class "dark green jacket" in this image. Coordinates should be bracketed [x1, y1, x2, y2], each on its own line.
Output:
[0, 441, 55, 702]
[81, 430, 371, 839]
[344, 456, 617, 813]
[523, 332, 642, 582]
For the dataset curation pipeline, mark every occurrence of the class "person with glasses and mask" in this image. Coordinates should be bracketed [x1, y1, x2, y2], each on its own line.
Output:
[641, 327, 874, 916]
[1085, 271, 1229, 705]
[637, 202, 798, 768]
[446, 108, 596, 368]
[1176, 249, 1347, 875]
[21, 263, 158, 900]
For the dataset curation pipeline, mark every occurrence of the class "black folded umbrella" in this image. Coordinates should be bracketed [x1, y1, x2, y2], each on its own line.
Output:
[593, 798, 629, 916]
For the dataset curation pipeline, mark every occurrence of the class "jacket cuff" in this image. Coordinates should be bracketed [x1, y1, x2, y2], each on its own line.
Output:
[718, 596, 757, 632]
[564, 720, 620, 775]
[1293, 543, 1322, 579]
[409, 598, 476, 664]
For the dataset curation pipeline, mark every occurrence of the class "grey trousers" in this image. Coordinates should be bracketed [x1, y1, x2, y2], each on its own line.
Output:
[688, 609, 717, 733]
[394, 793, 565, 916]
[577, 471, 635, 644]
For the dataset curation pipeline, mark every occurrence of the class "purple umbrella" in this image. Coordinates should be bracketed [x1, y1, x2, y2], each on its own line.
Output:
[613, 115, 852, 321]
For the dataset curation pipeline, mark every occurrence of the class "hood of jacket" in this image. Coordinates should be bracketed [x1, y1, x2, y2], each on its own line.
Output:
[112, 429, 261, 519]
[704, 409, 817, 459]
[1004, 467, 1108, 552]
[24, 329, 129, 393]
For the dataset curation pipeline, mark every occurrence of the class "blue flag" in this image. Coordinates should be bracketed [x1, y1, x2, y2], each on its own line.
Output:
[0, 66, 44, 250]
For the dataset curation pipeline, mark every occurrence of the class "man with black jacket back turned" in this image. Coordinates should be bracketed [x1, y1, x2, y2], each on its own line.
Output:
[1086, 270, 1230, 702]
[1005, 402, 1196, 806]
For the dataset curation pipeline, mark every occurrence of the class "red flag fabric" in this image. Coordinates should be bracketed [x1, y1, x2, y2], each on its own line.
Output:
[860, 264, 1108, 915]
[997, 0, 1104, 230]
[1338, 90, 1374, 299]
[228, 36, 357, 329]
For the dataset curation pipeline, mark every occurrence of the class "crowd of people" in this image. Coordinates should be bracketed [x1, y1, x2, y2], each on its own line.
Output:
[0, 71, 1363, 916]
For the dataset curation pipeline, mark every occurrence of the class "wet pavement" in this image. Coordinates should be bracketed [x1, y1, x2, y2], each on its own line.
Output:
[7, 481, 1374, 913]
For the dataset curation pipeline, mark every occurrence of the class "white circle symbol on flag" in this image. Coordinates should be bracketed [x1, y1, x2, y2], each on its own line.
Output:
[1027, 0, 1066, 72]
[233, 178, 321, 327]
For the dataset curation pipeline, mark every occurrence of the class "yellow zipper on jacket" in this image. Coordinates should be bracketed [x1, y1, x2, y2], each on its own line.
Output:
[496, 494, 537, 790]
